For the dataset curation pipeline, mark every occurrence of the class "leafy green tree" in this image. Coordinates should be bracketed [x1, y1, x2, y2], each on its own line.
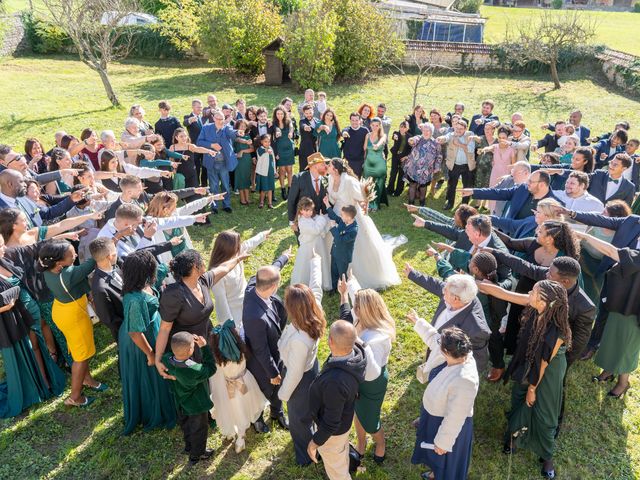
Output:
[332, 0, 404, 80]
[156, 0, 202, 53]
[279, 0, 337, 90]
[199, 0, 283, 75]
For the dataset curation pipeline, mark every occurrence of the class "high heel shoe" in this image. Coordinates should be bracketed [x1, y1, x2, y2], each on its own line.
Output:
[607, 384, 630, 399]
[540, 467, 556, 478]
[592, 372, 615, 383]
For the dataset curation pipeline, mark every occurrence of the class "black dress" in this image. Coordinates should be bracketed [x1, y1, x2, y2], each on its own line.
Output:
[171, 148, 198, 189]
[159, 270, 215, 361]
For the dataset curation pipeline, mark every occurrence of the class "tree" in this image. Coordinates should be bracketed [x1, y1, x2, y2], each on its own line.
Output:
[507, 11, 597, 89]
[42, 0, 139, 106]
[279, 0, 337, 90]
[199, 0, 283, 75]
[332, 0, 404, 80]
[156, 0, 202, 54]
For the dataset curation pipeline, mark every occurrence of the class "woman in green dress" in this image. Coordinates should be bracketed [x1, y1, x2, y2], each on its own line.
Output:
[471, 122, 497, 211]
[315, 108, 342, 159]
[233, 119, 254, 205]
[363, 118, 389, 212]
[46, 148, 75, 195]
[576, 230, 640, 399]
[272, 106, 295, 201]
[479, 279, 571, 479]
[119, 250, 176, 435]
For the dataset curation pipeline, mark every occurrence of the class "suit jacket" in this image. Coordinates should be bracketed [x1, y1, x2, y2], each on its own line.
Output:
[586, 170, 634, 206]
[91, 267, 124, 342]
[183, 113, 203, 143]
[536, 133, 561, 153]
[287, 171, 327, 223]
[593, 139, 624, 169]
[469, 113, 499, 136]
[243, 254, 289, 396]
[0, 195, 76, 227]
[327, 207, 358, 264]
[490, 249, 595, 366]
[546, 123, 591, 146]
[472, 184, 564, 220]
[408, 269, 491, 372]
[196, 123, 238, 171]
[573, 212, 640, 274]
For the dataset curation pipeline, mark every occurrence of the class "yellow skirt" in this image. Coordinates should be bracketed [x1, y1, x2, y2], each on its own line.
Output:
[52, 295, 96, 362]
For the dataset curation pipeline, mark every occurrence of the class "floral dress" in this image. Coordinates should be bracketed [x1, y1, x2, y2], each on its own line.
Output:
[403, 137, 442, 186]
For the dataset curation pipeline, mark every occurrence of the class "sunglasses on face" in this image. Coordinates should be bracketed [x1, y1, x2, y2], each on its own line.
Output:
[6, 154, 24, 166]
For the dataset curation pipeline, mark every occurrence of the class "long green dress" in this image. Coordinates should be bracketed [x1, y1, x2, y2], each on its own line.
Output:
[255, 146, 275, 193]
[316, 124, 341, 159]
[475, 136, 495, 188]
[234, 135, 253, 190]
[363, 138, 389, 211]
[119, 290, 176, 435]
[274, 126, 295, 167]
[595, 312, 640, 374]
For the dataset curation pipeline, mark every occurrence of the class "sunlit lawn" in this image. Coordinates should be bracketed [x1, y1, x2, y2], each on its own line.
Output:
[0, 56, 639, 479]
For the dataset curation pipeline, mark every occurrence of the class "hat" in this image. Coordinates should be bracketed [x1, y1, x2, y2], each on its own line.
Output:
[305, 152, 329, 169]
[222, 103, 232, 110]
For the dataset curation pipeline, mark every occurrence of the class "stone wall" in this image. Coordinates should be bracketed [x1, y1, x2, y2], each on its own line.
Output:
[596, 48, 640, 95]
[0, 14, 29, 57]
[402, 40, 496, 70]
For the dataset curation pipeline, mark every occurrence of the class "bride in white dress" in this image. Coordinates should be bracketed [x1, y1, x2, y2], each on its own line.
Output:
[326, 158, 401, 290]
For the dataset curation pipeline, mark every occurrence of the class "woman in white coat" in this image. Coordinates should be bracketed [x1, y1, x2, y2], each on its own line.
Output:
[208, 228, 271, 332]
[326, 158, 400, 290]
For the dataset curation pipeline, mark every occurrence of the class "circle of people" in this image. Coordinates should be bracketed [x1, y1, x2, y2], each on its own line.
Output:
[0, 89, 638, 480]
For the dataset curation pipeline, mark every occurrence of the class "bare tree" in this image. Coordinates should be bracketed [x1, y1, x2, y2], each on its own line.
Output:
[387, 44, 456, 108]
[507, 11, 597, 90]
[42, 0, 139, 106]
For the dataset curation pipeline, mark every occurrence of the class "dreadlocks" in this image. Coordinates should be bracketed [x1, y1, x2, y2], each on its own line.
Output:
[520, 280, 572, 370]
[541, 221, 580, 260]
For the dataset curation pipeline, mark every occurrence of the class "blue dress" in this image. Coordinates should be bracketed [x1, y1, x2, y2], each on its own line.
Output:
[411, 363, 474, 480]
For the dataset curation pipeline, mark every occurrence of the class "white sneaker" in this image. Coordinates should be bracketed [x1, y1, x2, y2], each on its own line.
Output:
[235, 436, 245, 453]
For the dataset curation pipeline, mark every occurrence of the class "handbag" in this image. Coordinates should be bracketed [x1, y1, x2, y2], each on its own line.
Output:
[348, 443, 361, 473]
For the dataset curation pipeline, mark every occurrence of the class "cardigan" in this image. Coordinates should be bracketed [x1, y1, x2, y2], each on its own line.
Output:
[277, 325, 319, 402]
[163, 345, 216, 415]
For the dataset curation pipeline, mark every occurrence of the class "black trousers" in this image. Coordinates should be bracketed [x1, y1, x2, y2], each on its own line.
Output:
[446, 163, 474, 205]
[194, 153, 208, 188]
[348, 158, 364, 178]
[587, 303, 608, 350]
[287, 360, 319, 465]
[177, 410, 209, 459]
[387, 154, 405, 195]
[488, 319, 505, 370]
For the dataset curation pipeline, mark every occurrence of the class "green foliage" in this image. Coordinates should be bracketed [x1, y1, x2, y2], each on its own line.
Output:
[120, 25, 184, 59]
[633, 2, 640, 12]
[156, 0, 202, 53]
[492, 42, 597, 74]
[552, 0, 564, 9]
[138, 0, 167, 14]
[21, 13, 72, 54]
[332, 0, 405, 80]
[271, 0, 304, 15]
[199, 0, 283, 75]
[453, 0, 483, 14]
[279, 0, 337, 90]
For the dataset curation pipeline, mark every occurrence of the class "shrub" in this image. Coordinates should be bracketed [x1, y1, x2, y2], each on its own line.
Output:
[633, 2, 640, 12]
[272, 0, 304, 15]
[22, 13, 72, 54]
[332, 0, 405, 80]
[156, 0, 202, 53]
[120, 25, 184, 59]
[552, 0, 564, 9]
[279, 0, 337, 90]
[492, 42, 597, 74]
[453, 0, 483, 14]
[199, 0, 283, 75]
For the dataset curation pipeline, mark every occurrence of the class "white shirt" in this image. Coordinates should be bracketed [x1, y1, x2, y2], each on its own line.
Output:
[433, 304, 467, 330]
[605, 176, 622, 200]
[468, 235, 491, 254]
[0, 192, 17, 208]
[553, 190, 604, 213]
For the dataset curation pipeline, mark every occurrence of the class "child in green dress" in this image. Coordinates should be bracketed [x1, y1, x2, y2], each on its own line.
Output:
[255, 134, 277, 209]
[234, 120, 254, 206]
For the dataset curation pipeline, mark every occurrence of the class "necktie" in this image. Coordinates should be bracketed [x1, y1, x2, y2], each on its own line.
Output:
[314, 178, 320, 195]
[609, 178, 620, 184]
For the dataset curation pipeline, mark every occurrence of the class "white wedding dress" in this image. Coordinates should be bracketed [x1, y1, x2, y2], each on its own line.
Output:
[327, 173, 401, 290]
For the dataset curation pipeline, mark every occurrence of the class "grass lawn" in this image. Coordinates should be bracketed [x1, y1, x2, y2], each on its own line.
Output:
[0, 56, 639, 480]
[481, 5, 640, 56]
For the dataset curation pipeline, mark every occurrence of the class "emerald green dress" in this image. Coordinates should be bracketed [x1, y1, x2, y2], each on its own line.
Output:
[595, 313, 640, 374]
[274, 126, 295, 167]
[316, 124, 341, 159]
[363, 138, 389, 210]
[234, 135, 253, 190]
[119, 290, 176, 435]
[255, 146, 275, 193]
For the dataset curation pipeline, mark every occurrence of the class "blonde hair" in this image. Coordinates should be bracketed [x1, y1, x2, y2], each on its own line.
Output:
[146, 191, 178, 218]
[536, 198, 564, 222]
[353, 289, 396, 341]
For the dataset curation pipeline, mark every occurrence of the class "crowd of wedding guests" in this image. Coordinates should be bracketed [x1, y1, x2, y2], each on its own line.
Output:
[0, 89, 639, 480]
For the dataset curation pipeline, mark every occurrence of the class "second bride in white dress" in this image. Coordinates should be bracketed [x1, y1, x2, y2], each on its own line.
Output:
[326, 158, 401, 290]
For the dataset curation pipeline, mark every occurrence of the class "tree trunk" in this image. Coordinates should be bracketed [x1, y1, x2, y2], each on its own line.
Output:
[549, 61, 561, 90]
[95, 66, 120, 107]
[412, 71, 421, 108]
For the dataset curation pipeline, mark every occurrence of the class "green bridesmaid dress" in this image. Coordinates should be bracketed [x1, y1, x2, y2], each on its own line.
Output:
[363, 138, 389, 211]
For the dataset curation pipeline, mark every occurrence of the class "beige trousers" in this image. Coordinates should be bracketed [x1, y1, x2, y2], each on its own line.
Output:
[317, 431, 351, 480]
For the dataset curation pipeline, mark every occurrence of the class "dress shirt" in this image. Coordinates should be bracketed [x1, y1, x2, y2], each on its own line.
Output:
[468, 235, 491, 254]
[553, 190, 604, 213]
[0, 192, 17, 208]
[605, 177, 622, 200]
[433, 304, 467, 330]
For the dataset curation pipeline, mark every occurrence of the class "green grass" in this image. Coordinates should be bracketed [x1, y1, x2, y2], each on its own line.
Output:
[481, 5, 640, 56]
[0, 56, 639, 479]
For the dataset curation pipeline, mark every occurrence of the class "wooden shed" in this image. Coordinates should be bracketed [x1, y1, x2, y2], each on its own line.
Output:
[262, 38, 286, 85]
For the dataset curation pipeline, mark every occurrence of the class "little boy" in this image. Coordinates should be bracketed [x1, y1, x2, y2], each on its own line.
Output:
[324, 197, 358, 290]
[163, 332, 217, 465]
[317, 92, 328, 116]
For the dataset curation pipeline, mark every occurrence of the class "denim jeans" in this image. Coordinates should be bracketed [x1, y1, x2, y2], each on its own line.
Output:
[207, 163, 231, 209]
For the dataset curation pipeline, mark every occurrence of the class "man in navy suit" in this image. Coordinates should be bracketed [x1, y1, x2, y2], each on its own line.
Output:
[183, 99, 206, 188]
[586, 154, 634, 206]
[459, 170, 562, 220]
[544, 110, 591, 146]
[243, 248, 292, 433]
[593, 129, 627, 169]
[469, 99, 499, 136]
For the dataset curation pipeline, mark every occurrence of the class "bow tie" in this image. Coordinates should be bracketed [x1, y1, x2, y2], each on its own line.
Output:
[608, 178, 620, 184]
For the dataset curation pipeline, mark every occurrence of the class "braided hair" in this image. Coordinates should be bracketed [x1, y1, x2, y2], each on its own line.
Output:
[521, 280, 572, 368]
[541, 220, 580, 260]
[470, 251, 499, 283]
[122, 250, 157, 295]
[330, 158, 357, 179]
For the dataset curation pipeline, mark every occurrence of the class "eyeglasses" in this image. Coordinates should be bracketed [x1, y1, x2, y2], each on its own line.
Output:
[6, 154, 24, 166]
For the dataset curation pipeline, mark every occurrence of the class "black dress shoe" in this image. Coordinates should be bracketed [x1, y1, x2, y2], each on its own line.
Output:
[271, 413, 289, 430]
[211, 208, 218, 215]
[223, 207, 232, 213]
[541, 467, 556, 478]
[253, 417, 270, 434]
[373, 453, 386, 465]
[188, 449, 214, 465]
